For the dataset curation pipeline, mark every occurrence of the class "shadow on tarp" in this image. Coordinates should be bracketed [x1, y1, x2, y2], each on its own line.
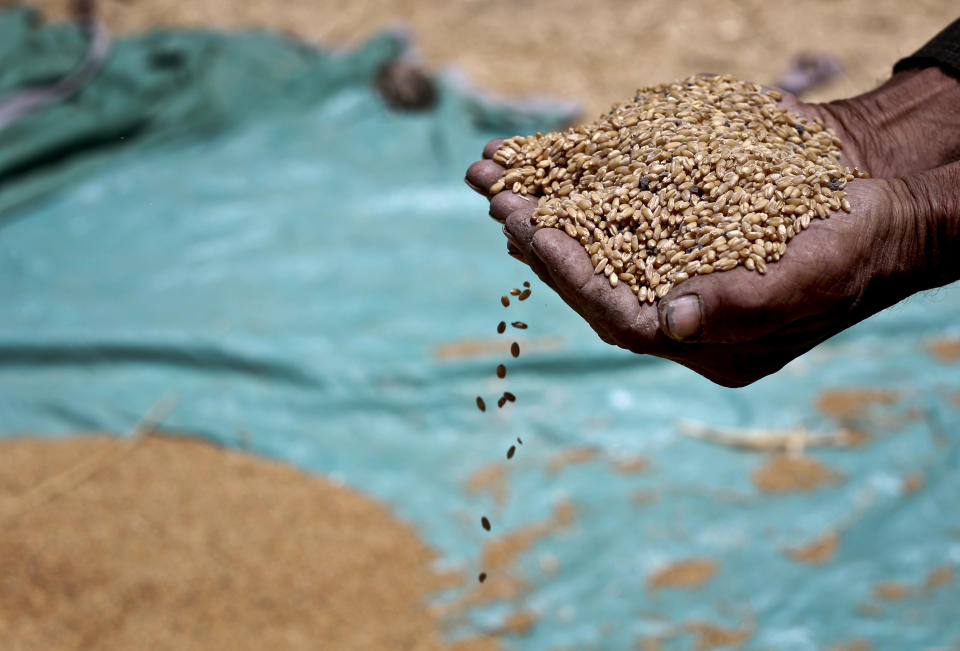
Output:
[0, 7, 959, 650]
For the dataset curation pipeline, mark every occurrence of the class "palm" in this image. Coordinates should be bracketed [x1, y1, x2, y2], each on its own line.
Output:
[465, 86, 917, 386]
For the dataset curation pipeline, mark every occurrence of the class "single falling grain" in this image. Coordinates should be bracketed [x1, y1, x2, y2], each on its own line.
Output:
[509, 288, 521, 296]
[478, 572, 487, 583]
[510, 342, 520, 358]
[511, 321, 528, 329]
[503, 391, 516, 402]
[507, 445, 516, 459]
[481, 516, 491, 531]
[517, 437, 523, 445]
[476, 396, 486, 412]
[523, 281, 530, 288]
[497, 395, 507, 408]
[496, 364, 506, 379]
[497, 321, 506, 334]
[500, 295, 510, 307]
[490, 74, 865, 305]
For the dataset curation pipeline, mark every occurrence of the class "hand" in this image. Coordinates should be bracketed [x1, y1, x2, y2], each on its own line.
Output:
[465, 72, 959, 387]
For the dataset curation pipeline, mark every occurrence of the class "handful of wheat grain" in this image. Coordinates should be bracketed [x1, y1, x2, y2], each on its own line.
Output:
[491, 75, 867, 303]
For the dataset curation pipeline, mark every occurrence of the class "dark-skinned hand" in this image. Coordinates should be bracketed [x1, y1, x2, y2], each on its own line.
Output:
[465, 68, 960, 387]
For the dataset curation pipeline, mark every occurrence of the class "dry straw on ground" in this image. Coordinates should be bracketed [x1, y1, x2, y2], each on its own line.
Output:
[492, 74, 865, 303]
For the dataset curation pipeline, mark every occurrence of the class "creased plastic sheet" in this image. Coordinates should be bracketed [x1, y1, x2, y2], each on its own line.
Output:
[1, 10, 959, 650]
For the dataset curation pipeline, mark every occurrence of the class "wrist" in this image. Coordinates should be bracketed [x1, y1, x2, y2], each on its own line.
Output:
[818, 67, 960, 177]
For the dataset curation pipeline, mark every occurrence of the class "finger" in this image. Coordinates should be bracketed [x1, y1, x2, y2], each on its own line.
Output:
[529, 228, 660, 350]
[490, 190, 535, 222]
[483, 138, 506, 159]
[656, 252, 817, 344]
[504, 210, 617, 343]
[654, 192, 878, 345]
[465, 160, 505, 196]
[504, 209, 560, 292]
[503, 207, 538, 256]
[505, 232, 564, 299]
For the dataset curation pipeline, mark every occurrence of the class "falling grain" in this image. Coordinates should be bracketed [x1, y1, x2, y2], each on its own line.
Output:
[497, 321, 506, 334]
[500, 295, 510, 307]
[511, 321, 528, 329]
[476, 396, 486, 412]
[481, 516, 491, 531]
[496, 364, 506, 379]
[510, 342, 520, 358]
[507, 445, 516, 459]
[518, 289, 532, 301]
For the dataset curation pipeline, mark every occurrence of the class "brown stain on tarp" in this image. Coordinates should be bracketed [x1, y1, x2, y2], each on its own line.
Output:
[901, 473, 926, 494]
[855, 602, 882, 618]
[827, 641, 871, 651]
[752, 454, 842, 494]
[440, 500, 575, 622]
[816, 388, 896, 421]
[647, 558, 717, 591]
[483, 523, 551, 571]
[610, 456, 651, 474]
[482, 500, 574, 571]
[872, 582, 912, 601]
[836, 429, 872, 447]
[432, 337, 563, 360]
[925, 565, 955, 589]
[546, 447, 599, 474]
[857, 567, 956, 609]
[784, 531, 839, 565]
[447, 574, 530, 612]
[466, 463, 508, 506]
[927, 337, 960, 363]
[632, 490, 659, 505]
[499, 610, 537, 635]
[684, 621, 752, 650]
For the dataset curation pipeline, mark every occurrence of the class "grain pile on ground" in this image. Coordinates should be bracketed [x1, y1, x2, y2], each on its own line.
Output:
[0, 435, 495, 651]
[491, 74, 866, 302]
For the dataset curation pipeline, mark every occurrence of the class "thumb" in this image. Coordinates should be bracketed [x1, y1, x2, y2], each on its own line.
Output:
[656, 262, 817, 344]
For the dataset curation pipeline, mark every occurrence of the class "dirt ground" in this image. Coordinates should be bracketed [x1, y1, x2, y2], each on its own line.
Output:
[23, 0, 960, 118]
[0, 435, 495, 651]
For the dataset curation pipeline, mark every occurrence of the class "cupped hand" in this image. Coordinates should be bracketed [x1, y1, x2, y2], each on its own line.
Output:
[466, 121, 925, 387]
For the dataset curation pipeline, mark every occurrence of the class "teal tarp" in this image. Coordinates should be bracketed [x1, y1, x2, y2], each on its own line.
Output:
[1, 9, 959, 650]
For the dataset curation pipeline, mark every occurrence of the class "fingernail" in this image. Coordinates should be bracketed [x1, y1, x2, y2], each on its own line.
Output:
[663, 295, 702, 341]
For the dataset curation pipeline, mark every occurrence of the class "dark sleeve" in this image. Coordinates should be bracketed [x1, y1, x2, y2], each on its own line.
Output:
[894, 17, 960, 78]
